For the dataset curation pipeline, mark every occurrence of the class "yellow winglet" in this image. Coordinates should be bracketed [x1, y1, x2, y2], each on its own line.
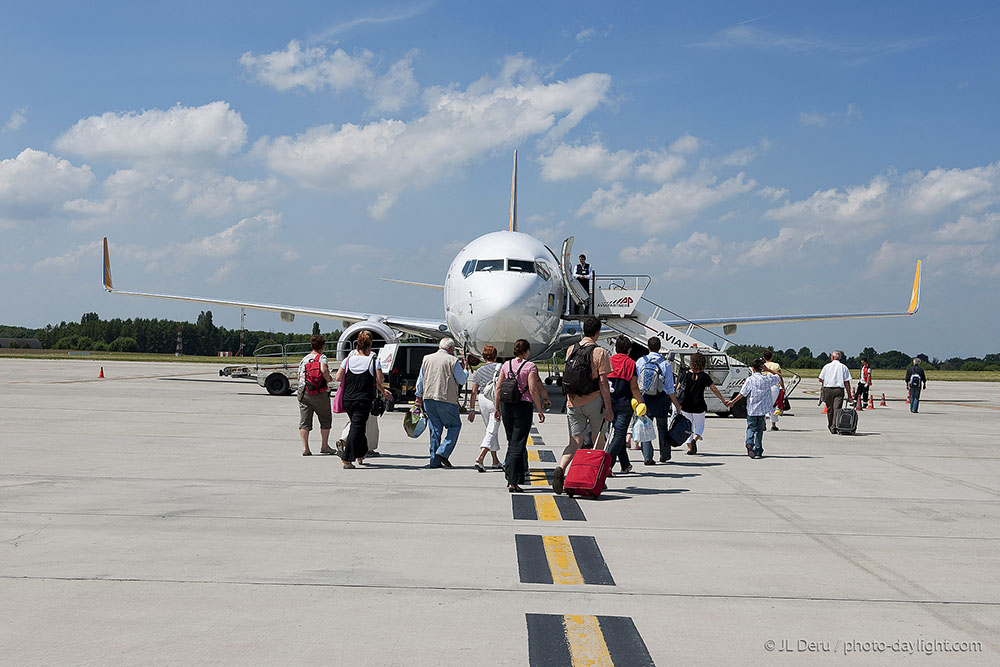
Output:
[907, 260, 921, 314]
[103, 237, 114, 291]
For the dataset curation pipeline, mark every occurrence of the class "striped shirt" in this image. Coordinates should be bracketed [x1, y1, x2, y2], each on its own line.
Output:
[738, 373, 781, 417]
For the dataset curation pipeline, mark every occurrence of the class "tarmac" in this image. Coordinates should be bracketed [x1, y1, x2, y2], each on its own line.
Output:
[1, 358, 999, 665]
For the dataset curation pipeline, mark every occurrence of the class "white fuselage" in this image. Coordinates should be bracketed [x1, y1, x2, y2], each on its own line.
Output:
[443, 231, 566, 359]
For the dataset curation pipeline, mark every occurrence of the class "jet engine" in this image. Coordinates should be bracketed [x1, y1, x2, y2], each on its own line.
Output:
[336, 319, 399, 362]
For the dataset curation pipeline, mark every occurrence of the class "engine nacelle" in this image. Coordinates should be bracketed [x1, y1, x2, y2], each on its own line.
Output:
[336, 319, 399, 362]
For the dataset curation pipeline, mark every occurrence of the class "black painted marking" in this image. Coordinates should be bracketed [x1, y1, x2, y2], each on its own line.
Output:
[526, 613, 573, 667]
[515, 534, 553, 584]
[599, 616, 656, 666]
[512, 494, 537, 520]
[537, 449, 556, 462]
[568, 535, 615, 585]
[529, 468, 552, 485]
[553, 496, 586, 521]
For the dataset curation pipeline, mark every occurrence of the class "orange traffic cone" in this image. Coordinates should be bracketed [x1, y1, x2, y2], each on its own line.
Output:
[880, 393, 887, 407]
[99, 367, 104, 378]
[822, 403, 828, 414]
[868, 394, 875, 409]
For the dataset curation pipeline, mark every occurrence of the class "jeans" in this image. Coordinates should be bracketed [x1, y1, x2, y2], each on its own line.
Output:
[909, 384, 921, 412]
[640, 416, 670, 462]
[607, 405, 634, 470]
[423, 399, 462, 465]
[746, 415, 766, 454]
[501, 401, 533, 486]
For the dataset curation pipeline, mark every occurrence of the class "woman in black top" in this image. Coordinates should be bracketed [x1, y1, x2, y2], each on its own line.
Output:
[678, 352, 728, 455]
[335, 331, 392, 469]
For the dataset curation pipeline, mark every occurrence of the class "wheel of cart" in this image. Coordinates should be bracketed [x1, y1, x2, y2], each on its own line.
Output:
[264, 373, 291, 396]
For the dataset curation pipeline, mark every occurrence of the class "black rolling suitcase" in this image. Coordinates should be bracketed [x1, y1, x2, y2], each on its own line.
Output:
[836, 402, 858, 435]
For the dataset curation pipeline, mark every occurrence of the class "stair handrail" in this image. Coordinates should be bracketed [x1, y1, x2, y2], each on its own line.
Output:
[638, 294, 740, 351]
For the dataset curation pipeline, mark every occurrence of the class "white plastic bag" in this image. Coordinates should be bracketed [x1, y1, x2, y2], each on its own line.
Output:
[632, 415, 656, 443]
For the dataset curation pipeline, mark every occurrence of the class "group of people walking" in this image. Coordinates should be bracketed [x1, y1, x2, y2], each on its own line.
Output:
[298, 323, 931, 485]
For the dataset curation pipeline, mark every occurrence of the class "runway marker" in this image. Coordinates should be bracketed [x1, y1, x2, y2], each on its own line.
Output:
[526, 613, 655, 666]
[511, 495, 587, 521]
[528, 449, 541, 463]
[528, 468, 550, 486]
[515, 535, 614, 585]
[537, 449, 556, 462]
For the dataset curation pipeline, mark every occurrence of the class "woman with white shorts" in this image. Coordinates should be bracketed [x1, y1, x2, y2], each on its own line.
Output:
[677, 352, 728, 455]
[468, 345, 504, 472]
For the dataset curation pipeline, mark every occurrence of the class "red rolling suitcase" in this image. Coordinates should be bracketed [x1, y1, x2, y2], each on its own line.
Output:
[564, 424, 612, 499]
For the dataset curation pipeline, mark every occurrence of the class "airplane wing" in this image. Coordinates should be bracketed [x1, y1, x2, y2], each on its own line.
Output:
[667, 261, 922, 331]
[102, 238, 449, 340]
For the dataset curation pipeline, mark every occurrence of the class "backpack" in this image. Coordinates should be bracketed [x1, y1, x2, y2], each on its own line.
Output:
[498, 360, 526, 405]
[303, 353, 327, 395]
[482, 364, 501, 403]
[909, 371, 922, 387]
[637, 355, 664, 395]
[563, 344, 599, 395]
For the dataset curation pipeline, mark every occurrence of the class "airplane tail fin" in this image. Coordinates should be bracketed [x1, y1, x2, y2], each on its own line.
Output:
[907, 260, 922, 315]
[103, 237, 114, 291]
[508, 149, 517, 232]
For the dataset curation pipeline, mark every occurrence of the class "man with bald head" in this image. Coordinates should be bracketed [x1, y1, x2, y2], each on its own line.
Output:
[818, 351, 853, 434]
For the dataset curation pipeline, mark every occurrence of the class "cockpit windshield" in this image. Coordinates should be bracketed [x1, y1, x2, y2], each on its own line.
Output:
[507, 259, 536, 274]
[475, 259, 504, 272]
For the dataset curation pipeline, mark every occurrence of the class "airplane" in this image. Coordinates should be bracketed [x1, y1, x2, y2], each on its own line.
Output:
[103, 151, 922, 362]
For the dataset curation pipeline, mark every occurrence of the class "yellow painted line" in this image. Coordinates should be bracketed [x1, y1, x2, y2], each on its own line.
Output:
[534, 495, 562, 522]
[564, 615, 614, 666]
[527, 449, 540, 462]
[542, 536, 584, 585]
[527, 435, 534, 446]
[528, 469, 549, 487]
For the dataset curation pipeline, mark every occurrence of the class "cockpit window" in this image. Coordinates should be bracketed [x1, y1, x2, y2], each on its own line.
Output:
[461, 260, 475, 278]
[535, 261, 552, 280]
[507, 259, 536, 274]
[475, 259, 504, 272]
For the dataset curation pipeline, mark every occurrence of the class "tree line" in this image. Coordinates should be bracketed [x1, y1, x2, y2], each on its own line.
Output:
[726, 344, 1000, 372]
[0, 312, 341, 357]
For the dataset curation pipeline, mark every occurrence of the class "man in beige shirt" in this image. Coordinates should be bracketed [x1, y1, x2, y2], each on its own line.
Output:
[552, 317, 612, 494]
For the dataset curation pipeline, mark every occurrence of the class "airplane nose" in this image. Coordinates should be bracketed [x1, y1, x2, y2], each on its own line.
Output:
[472, 275, 541, 352]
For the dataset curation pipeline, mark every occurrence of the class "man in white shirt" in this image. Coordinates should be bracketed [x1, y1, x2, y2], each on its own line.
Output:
[818, 351, 853, 434]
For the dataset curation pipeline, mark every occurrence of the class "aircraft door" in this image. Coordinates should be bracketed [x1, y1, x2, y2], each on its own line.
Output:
[560, 237, 590, 308]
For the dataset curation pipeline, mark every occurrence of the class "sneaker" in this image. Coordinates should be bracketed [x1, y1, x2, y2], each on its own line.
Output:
[438, 455, 453, 468]
[754, 450, 764, 459]
[687, 441, 698, 455]
[551, 466, 565, 494]
[474, 461, 486, 473]
[643, 460, 656, 466]
[491, 462, 504, 470]
[746, 443, 754, 458]
[621, 464, 634, 474]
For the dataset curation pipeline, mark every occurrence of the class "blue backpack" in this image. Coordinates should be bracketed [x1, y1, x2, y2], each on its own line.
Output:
[638, 355, 664, 395]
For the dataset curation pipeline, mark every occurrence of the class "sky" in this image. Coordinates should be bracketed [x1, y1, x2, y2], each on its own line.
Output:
[2, 1, 998, 359]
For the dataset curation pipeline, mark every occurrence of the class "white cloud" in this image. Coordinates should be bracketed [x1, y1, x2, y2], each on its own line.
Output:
[367, 192, 396, 220]
[635, 152, 686, 182]
[3, 107, 27, 132]
[669, 134, 702, 155]
[799, 103, 861, 127]
[33, 240, 102, 270]
[539, 142, 635, 181]
[758, 185, 789, 202]
[575, 28, 597, 43]
[240, 41, 420, 112]
[691, 26, 930, 60]
[619, 237, 669, 263]
[0, 149, 94, 223]
[904, 162, 1000, 215]
[257, 56, 611, 215]
[765, 174, 890, 223]
[54, 102, 247, 164]
[578, 172, 755, 232]
[931, 214, 999, 244]
[62, 167, 279, 227]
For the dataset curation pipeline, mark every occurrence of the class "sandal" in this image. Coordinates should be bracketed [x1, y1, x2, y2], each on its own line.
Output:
[508, 485, 524, 493]
[474, 461, 486, 473]
[343, 462, 356, 469]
